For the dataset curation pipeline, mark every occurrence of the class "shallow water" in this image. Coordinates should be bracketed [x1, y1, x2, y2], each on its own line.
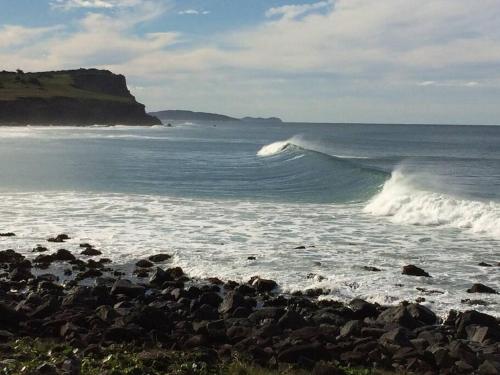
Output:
[0, 123, 498, 316]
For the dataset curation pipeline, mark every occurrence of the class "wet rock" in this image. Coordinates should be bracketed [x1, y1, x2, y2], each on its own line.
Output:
[478, 262, 493, 267]
[249, 277, 277, 293]
[110, 279, 145, 298]
[379, 328, 412, 347]
[376, 305, 419, 329]
[456, 310, 498, 337]
[462, 299, 489, 306]
[207, 277, 223, 285]
[402, 264, 431, 277]
[349, 299, 378, 319]
[29, 297, 60, 319]
[52, 249, 76, 262]
[467, 325, 500, 343]
[407, 303, 437, 325]
[9, 267, 33, 281]
[278, 310, 306, 330]
[136, 259, 154, 268]
[219, 291, 245, 315]
[362, 266, 381, 272]
[149, 267, 171, 285]
[167, 266, 184, 279]
[0, 249, 24, 263]
[47, 234, 70, 243]
[81, 247, 102, 256]
[95, 305, 118, 322]
[467, 283, 498, 294]
[76, 269, 103, 280]
[32, 245, 49, 253]
[148, 253, 171, 263]
[294, 246, 306, 249]
[0, 233, 15, 237]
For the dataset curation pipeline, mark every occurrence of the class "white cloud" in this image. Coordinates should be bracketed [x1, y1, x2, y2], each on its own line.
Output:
[51, 0, 141, 10]
[266, 1, 333, 20]
[178, 9, 210, 15]
[0, 25, 63, 48]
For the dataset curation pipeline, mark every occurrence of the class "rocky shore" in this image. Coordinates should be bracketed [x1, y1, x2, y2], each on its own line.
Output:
[0, 234, 498, 374]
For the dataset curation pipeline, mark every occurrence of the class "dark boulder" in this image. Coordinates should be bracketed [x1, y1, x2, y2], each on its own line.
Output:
[219, 291, 245, 315]
[402, 264, 431, 277]
[249, 277, 278, 292]
[135, 259, 154, 268]
[0, 232, 15, 237]
[349, 299, 378, 319]
[149, 267, 171, 285]
[0, 249, 24, 263]
[148, 254, 171, 263]
[379, 327, 412, 347]
[110, 279, 145, 298]
[52, 249, 76, 262]
[467, 283, 498, 294]
[81, 248, 102, 256]
[47, 234, 70, 243]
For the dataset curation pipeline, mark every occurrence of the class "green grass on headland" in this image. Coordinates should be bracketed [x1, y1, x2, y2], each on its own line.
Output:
[0, 70, 134, 103]
[0, 338, 392, 375]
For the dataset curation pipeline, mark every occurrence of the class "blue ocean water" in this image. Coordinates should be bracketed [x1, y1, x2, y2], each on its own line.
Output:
[0, 122, 498, 315]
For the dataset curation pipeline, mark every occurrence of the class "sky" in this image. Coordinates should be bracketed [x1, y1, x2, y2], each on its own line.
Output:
[1, 0, 500, 124]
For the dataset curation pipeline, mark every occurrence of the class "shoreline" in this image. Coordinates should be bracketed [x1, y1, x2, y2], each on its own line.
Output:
[0, 234, 498, 374]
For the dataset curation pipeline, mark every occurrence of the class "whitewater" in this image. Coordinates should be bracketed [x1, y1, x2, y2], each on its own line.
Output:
[0, 123, 498, 316]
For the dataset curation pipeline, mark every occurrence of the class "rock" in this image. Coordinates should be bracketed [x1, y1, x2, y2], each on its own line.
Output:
[104, 326, 139, 342]
[81, 247, 102, 256]
[294, 246, 306, 249]
[456, 310, 498, 337]
[349, 299, 378, 319]
[148, 253, 171, 263]
[478, 360, 500, 375]
[402, 264, 431, 277]
[250, 277, 278, 292]
[110, 279, 145, 298]
[247, 256, 256, 260]
[135, 259, 154, 268]
[95, 305, 118, 322]
[362, 266, 381, 272]
[76, 269, 103, 280]
[478, 262, 493, 267]
[9, 267, 33, 281]
[0, 303, 26, 327]
[32, 245, 49, 253]
[339, 320, 362, 337]
[61, 357, 81, 375]
[149, 267, 171, 285]
[278, 310, 306, 329]
[406, 303, 437, 325]
[312, 362, 346, 375]
[219, 291, 245, 314]
[29, 297, 60, 319]
[379, 328, 412, 347]
[467, 283, 498, 294]
[278, 343, 326, 363]
[52, 249, 76, 261]
[467, 325, 500, 343]
[47, 234, 70, 243]
[167, 266, 184, 279]
[198, 292, 223, 308]
[0, 249, 24, 263]
[36, 363, 58, 374]
[376, 305, 420, 329]
[0, 232, 15, 237]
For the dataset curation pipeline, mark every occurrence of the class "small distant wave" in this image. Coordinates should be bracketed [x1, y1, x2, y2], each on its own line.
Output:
[365, 171, 500, 239]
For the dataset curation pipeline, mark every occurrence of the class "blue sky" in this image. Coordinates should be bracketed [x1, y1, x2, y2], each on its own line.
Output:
[1, 0, 500, 124]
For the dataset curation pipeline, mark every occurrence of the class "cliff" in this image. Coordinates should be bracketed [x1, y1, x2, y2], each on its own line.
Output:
[0, 69, 160, 126]
[148, 110, 239, 122]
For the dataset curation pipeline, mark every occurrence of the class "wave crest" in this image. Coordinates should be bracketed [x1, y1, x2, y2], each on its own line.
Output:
[257, 140, 294, 157]
[364, 171, 500, 239]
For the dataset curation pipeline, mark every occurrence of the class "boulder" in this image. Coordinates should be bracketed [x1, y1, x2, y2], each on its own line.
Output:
[47, 234, 70, 243]
[379, 328, 412, 347]
[148, 254, 171, 263]
[402, 264, 431, 277]
[81, 248, 102, 256]
[467, 284, 498, 294]
[52, 249, 76, 262]
[110, 279, 145, 298]
[0, 249, 24, 263]
[149, 267, 171, 285]
[250, 277, 277, 292]
[219, 291, 245, 314]
[135, 259, 154, 268]
[349, 299, 378, 319]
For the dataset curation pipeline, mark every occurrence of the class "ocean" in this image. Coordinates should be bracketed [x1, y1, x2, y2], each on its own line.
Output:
[0, 122, 498, 316]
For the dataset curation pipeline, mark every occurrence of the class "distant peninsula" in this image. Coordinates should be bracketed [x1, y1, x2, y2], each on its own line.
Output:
[149, 109, 282, 124]
[0, 69, 160, 126]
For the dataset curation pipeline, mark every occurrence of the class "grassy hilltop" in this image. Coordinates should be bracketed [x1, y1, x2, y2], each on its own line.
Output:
[0, 69, 160, 125]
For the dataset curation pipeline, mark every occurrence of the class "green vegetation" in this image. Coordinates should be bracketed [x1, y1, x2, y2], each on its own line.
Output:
[0, 338, 389, 375]
[0, 71, 133, 103]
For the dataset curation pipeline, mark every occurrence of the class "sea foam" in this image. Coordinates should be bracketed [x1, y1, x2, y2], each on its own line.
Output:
[365, 171, 500, 239]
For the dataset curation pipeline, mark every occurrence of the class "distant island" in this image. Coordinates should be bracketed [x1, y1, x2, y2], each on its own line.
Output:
[149, 109, 282, 124]
[0, 69, 160, 126]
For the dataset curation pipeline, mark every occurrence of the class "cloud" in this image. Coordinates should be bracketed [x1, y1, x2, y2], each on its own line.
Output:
[178, 9, 210, 15]
[0, 25, 63, 49]
[51, 0, 141, 10]
[265, 1, 333, 20]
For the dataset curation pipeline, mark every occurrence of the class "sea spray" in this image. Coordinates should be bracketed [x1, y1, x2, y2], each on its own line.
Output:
[364, 171, 500, 239]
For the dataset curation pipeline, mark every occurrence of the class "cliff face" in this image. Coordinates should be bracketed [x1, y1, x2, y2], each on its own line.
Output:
[0, 69, 160, 126]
